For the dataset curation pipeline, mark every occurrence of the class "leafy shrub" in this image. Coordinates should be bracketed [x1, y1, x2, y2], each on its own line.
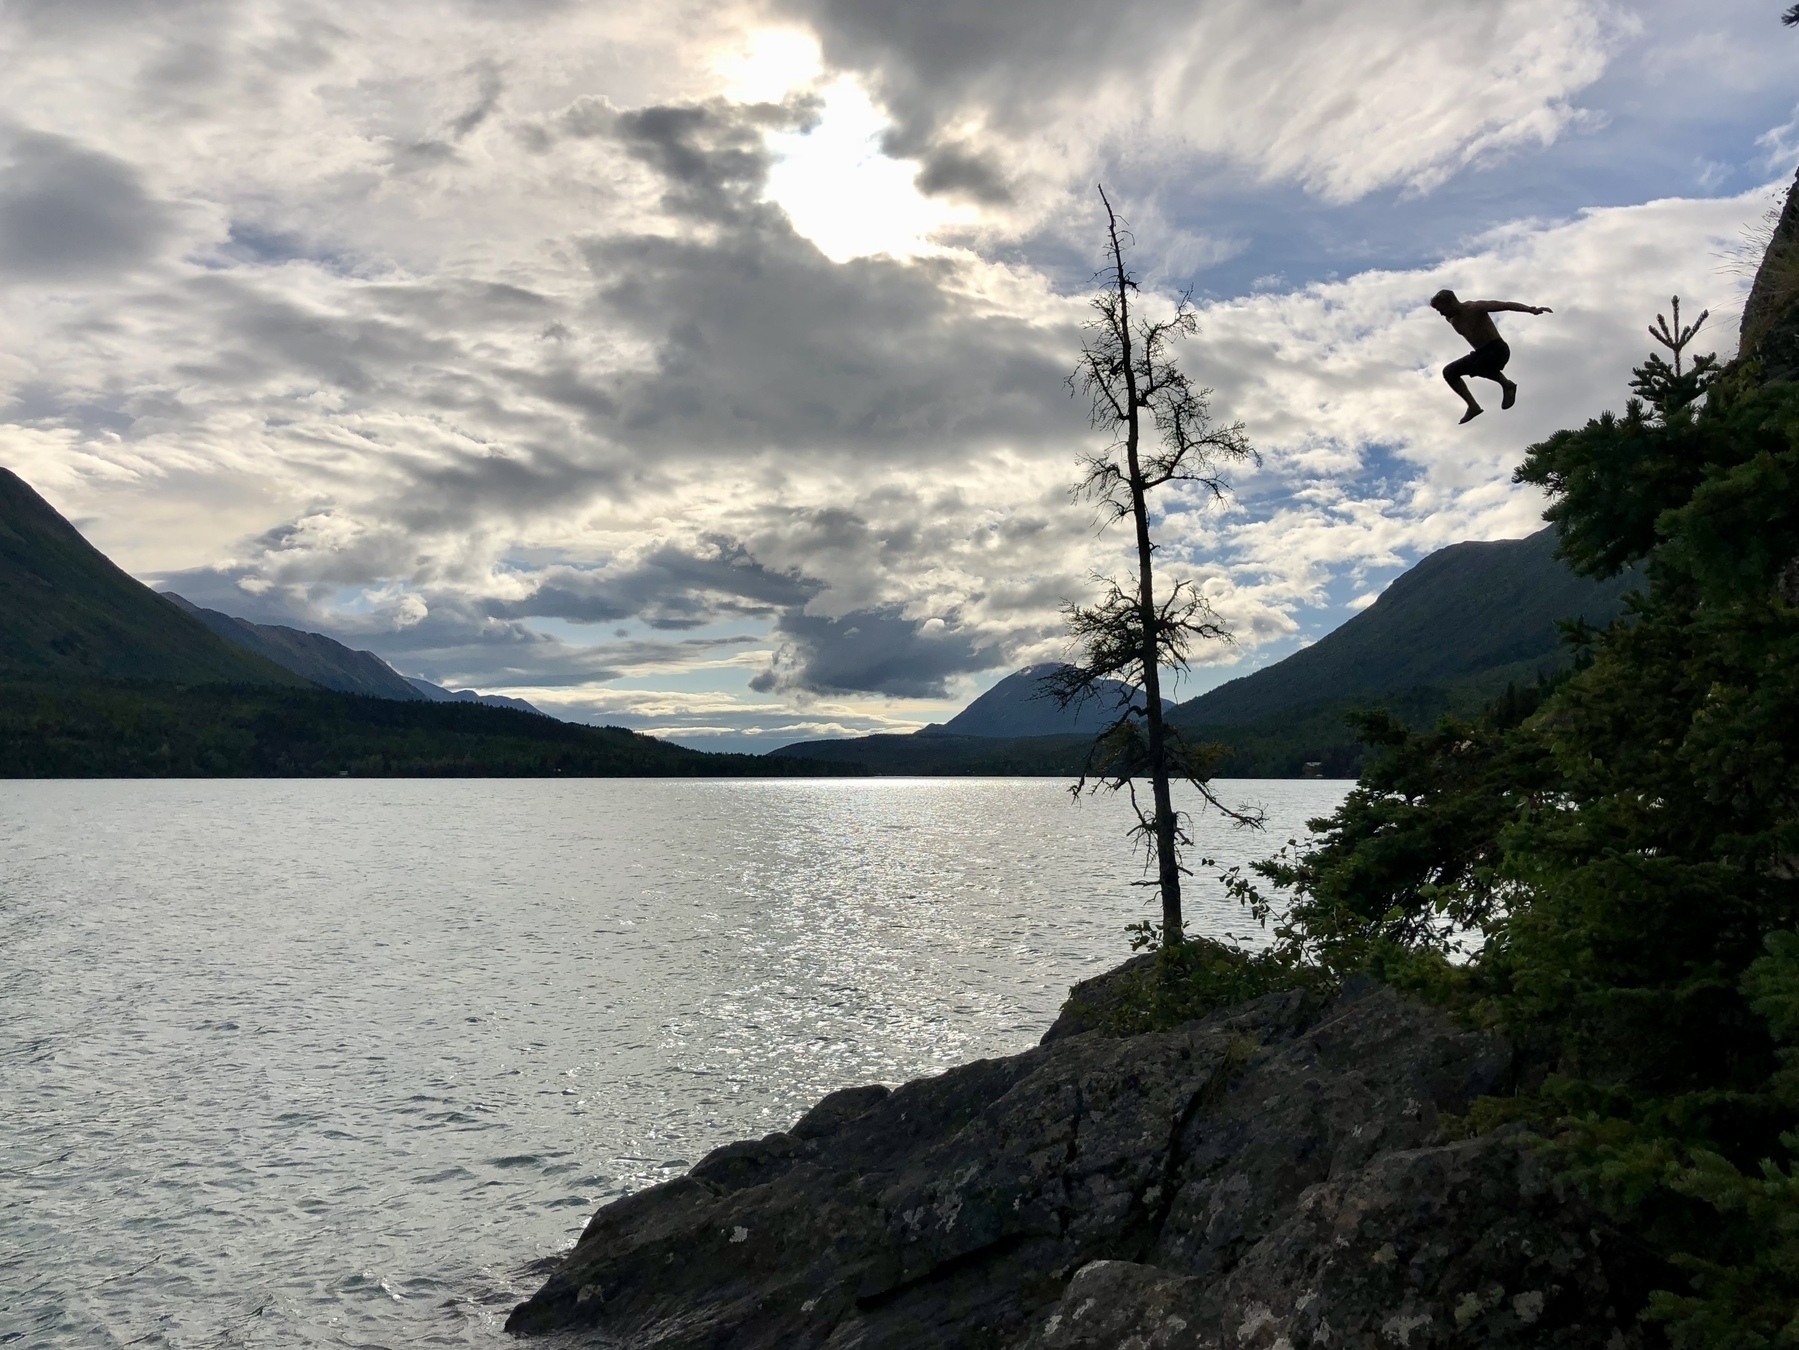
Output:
[1076, 934, 1316, 1036]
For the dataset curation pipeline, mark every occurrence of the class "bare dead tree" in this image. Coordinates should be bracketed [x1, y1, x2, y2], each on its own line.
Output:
[1048, 185, 1261, 947]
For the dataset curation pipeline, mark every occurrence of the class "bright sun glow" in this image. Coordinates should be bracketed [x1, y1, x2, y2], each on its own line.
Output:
[713, 28, 822, 104]
[765, 79, 976, 263]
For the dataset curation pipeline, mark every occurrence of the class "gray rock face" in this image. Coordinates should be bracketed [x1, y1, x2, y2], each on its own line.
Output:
[507, 982, 1640, 1348]
[1742, 165, 1799, 383]
[1018, 1137, 1637, 1349]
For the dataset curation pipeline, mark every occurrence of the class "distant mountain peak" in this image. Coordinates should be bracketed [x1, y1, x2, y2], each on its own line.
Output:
[932, 663, 1167, 740]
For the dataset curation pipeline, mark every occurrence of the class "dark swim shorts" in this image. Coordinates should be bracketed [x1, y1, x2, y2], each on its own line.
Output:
[1444, 338, 1511, 381]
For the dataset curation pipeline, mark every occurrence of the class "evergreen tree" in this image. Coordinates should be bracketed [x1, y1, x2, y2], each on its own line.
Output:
[1204, 284, 1799, 1340]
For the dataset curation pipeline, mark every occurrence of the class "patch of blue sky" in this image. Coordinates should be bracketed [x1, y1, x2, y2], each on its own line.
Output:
[1163, 440, 1427, 561]
[1229, 446, 1413, 517]
[189, 221, 374, 277]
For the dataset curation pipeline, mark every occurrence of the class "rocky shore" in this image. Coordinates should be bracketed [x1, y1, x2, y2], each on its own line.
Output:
[507, 968, 1646, 1347]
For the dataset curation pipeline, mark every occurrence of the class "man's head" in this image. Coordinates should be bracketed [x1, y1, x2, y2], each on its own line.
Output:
[1430, 288, 1459, 315]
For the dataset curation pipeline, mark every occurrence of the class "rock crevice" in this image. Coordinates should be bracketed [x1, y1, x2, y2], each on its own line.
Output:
[508, 979, 1643, 1348]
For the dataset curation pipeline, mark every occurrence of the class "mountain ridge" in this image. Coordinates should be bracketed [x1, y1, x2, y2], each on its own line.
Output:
[162, 592, 428, 700]
[160, 591, 548, 715]
[774, 526, 1637, 776]
[917, 663, 1170, 739]
[1170, 526, 1636, 729]
[0, 467, 308, 687]
[0, 465, 843, 778]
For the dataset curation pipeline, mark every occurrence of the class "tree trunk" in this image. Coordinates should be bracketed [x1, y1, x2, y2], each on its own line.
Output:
[1134, 477, 1182, 943]
[1101, 189, 1183, 944]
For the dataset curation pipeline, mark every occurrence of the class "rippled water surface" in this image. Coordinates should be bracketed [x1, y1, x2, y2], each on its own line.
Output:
[1, 776, 1348, 1347]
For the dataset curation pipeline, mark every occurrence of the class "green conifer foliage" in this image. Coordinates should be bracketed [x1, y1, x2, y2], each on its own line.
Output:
[1206, 280, 1799, 1337]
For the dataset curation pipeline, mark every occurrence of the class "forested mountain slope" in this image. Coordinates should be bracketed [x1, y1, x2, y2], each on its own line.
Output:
[163, 593, 427, 700]
[1170, 526, 1636, 729]
[0, 467, 838, 777]
[0, 467, 307, 687]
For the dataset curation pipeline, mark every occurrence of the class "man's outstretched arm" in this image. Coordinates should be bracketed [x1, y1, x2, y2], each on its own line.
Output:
[1467, 299, 1552, 315]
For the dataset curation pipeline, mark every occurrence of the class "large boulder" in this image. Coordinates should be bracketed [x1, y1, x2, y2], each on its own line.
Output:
[507, 981, 1640, 1348]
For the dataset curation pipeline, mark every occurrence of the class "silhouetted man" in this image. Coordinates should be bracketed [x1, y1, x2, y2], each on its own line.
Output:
[1431, 289, 1552, 424]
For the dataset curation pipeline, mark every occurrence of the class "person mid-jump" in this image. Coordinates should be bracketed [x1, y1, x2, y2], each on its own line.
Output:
[1430, 289, 1552, 424]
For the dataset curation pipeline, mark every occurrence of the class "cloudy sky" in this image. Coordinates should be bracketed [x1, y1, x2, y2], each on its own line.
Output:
[1, 0, 1792, 749]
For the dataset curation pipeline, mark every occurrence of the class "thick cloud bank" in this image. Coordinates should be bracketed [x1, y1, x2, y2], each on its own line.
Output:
[0, 0, 1782, 746]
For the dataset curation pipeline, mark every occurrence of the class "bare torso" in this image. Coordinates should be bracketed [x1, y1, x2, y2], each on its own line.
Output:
[1447, 303, 1505, 348]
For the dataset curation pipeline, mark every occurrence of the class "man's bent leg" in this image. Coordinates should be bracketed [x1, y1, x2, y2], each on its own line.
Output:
[1443, 361, 1482, 422]
[1464, 338, 1514, 412]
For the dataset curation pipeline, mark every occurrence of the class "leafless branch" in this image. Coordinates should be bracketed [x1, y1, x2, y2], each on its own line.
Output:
[1054, 195, 1264, 943]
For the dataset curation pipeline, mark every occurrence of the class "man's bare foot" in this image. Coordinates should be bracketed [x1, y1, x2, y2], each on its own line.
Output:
[1501, 382, 1517, 410]
[1459, 405, 1483, 424]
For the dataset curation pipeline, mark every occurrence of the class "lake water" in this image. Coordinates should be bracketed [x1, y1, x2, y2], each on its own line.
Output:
[1, 777, 1348, 1348]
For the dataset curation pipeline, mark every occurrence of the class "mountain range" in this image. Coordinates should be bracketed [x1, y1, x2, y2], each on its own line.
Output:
[4, 457, 1638, 779]
[160, 591, 542, 714]
[0, 466, 843, 779]
[772, 528, 1638, 777]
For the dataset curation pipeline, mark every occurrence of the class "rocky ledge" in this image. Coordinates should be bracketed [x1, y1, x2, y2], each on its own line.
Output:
[507, 974, 1646, 1348]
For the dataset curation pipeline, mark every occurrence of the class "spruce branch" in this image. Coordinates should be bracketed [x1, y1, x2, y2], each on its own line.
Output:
[1648, 295, 1709, 377]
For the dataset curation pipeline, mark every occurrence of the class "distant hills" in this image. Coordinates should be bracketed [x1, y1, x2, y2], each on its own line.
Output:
[773, 528, 1638, 778]
[0, 466, 846, 778]
[404, 677, 545, 717]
